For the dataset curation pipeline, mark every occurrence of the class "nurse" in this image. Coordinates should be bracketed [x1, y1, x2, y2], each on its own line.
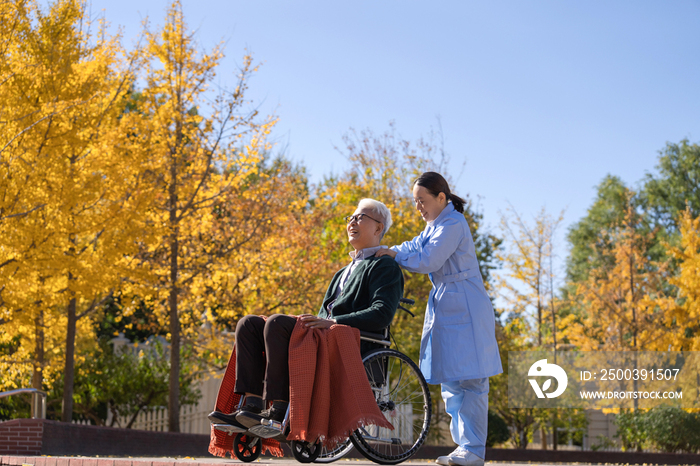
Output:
[376, 172, 502, 466]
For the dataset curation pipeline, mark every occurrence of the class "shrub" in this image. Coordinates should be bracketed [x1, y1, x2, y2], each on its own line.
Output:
[615, 407, 700, 453]
[644, 406, 700, 453]
[615, 409, 648, 452]
[487, 410, 510, 447]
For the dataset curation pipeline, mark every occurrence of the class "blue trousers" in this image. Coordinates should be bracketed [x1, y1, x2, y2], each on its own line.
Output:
[441, 378, 489, 458]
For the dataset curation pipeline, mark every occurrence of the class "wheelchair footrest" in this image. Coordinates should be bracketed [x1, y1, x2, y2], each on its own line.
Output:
[248, 421, 284, 439]
[213, 423, 246, 434]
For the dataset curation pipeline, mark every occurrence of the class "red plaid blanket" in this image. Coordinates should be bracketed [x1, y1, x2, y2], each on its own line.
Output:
[209, 317, 393, 457]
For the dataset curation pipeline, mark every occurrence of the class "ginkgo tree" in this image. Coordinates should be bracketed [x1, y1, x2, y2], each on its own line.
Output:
[560, 191, 670, 352]
[497, 206, 564, 348]
[0, 0, 146, 425]
[649, 208, 700, 351]
[495, 206, 566, 449]
[121, 0, 278, 432]
[177, 156, 334, 372]
[2, 0, 514, 432]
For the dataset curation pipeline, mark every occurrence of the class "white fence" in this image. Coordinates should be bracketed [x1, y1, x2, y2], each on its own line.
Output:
[110, 371, 223, 434]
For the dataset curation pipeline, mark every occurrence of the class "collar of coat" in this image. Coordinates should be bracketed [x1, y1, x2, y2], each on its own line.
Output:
[427, 201, 456, 227]
[348, 244, 388, 261]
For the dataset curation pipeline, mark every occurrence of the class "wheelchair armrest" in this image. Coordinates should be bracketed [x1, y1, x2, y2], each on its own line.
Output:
[360, 330, 386, 341]
[359, 329, 391, 347]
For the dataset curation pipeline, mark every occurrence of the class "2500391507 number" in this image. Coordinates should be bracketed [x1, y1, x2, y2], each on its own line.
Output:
[600, 368, 680, 381]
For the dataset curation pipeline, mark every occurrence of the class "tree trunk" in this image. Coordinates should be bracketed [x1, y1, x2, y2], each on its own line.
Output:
[168, 253, 180, 432]
[63, 158, 78, 423]
[630, 254, 637, 349]
[127, 405, 144, 429]
[167, 186, 180, 432]
[32, 309, 45, 390]
[62, 293, 77, 422]
[541, 425, 547, 450]
[536, 265, 542, 347]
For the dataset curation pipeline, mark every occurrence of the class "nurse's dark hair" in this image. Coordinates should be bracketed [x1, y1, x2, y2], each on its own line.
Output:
[414, 171, 466, 214]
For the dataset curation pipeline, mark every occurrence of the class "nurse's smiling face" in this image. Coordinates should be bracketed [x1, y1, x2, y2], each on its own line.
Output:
[413, 184, 447, 223]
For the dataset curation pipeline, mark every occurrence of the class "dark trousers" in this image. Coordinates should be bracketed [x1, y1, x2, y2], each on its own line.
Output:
[234, 314, 297, 402]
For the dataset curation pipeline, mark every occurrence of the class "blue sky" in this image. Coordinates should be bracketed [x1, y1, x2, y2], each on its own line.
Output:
[88, 0, 700, 271]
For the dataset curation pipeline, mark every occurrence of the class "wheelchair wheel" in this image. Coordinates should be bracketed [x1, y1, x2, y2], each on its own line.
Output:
[314, 437, 354, 463]
[291, 439, 322, 463]
[350, 348, 431, 464]
[233, 433, 262, 462]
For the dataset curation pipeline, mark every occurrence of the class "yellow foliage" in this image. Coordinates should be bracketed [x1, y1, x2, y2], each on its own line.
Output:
[0, 0, 142, 399]
[496, 206, 564, 347]
[114, 0, 285, 430]
[645, 208, 700, 351]
[314, 125, 449, 363]
[561, 193, 669, 351]
[0, 1, 498, 428]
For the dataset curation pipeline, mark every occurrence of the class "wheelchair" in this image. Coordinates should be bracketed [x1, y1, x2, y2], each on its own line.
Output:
[212, 298, 432, 465]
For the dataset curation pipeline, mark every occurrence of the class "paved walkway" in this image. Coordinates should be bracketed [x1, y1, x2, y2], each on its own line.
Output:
[0, 456, 649, 466]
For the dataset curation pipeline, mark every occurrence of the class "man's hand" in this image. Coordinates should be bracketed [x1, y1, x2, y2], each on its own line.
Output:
[375, 248, 397, 259]
[300, 314, 336, 329]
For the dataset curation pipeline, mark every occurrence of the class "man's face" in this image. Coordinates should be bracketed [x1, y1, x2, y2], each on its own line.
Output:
[346, 207, 383, 250]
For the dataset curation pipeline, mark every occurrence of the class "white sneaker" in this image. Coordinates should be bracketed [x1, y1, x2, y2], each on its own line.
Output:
[437, 446, 484, 466]
[436, 446, 484, 466]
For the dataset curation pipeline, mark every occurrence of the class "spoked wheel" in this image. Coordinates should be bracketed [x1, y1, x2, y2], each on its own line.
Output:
[314, 437, 354, 463]
[291, 439, 323, 463]
[233, 433, 262, 462]
[351, 349, 431, 464]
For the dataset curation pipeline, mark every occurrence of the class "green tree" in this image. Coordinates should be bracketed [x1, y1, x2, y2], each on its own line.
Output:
[561, 191, 669, 352]
[66, 339, 200, 427]
[641, 140, 700, 231]
[488, 315, 539, 449]
[560, 175, 668, 351]
[565, 175, 631, 283]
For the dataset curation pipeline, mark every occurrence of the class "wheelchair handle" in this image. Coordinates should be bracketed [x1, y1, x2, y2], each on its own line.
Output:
[397, 297, 416, 317]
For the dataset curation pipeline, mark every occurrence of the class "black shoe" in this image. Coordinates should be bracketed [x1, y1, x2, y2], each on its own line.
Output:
[207, 410, 248, 430]
[237, 403, 286, 428]
[263, 405, 287, 423]
[233, 402, 263, 427]
[240, 402, 263, 415]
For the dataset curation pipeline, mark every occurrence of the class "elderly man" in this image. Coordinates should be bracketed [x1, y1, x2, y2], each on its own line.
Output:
[209, 198, 403, 428]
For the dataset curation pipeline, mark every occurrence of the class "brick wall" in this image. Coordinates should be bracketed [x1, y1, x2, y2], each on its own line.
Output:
[0, 420, 211, 457]
[0, 419, 43, 456]
[41, 421, 211, 456]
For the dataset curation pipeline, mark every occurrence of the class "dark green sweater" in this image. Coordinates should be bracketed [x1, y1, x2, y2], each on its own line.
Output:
[318, 255, 404, 335]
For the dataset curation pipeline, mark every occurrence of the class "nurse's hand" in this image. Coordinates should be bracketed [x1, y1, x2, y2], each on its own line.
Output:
[300, 314, 336, 329]
[375, 248, 397, 259]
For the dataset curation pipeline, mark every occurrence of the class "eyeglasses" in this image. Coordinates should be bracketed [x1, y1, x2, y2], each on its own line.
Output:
[345, 213, 381, 224]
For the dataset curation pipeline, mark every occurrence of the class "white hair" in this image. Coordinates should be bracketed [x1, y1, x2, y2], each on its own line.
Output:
[358, 198, 392, 239]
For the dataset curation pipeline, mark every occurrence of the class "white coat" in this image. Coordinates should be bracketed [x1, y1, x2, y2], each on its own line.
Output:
[392, 203, 503, 383]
